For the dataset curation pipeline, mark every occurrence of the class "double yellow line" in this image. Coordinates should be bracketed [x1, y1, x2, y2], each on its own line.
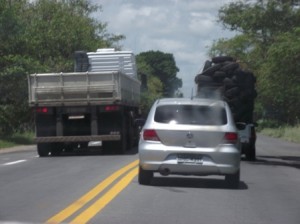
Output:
[47, 159, 139, 224]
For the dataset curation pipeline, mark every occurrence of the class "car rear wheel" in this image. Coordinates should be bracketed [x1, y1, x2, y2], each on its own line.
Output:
[225, 170, 240, 189]
[138, 166, 153, 185]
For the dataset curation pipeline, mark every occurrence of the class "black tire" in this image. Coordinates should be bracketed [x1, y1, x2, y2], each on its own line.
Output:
[212, 56, 235, 64]
[201, 63, 222, 76]
[138, 166, 153, 185]
[195, 74, 214, 84]
[225, 170, 240, 189]
[223, 77, 236, 88]
[103, 138, 127, 155]
[74, 51, 89, 72]
[225, 87, 240, 99]
[220, 62, 239, 73]
[37, 143, 50, 157]
[212, 71, 227, 83]
[119, 135, 127, 154]
[245, 143, 256, 161]
[202, 60, 212, 72]
[51, 143, 63, 156]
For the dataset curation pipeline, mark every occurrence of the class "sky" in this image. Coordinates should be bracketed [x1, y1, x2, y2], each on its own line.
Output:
[92, 0, 236, 97]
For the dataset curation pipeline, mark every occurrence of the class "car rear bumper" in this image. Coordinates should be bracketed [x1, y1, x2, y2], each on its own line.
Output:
[139, 143, 240, 176]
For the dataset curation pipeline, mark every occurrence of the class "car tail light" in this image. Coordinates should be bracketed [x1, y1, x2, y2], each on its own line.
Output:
[224, 132, 238, 144]
[143, 129, 161, 141]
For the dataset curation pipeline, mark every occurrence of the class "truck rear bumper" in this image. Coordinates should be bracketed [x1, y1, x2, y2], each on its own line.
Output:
[35, 135, 120, 143]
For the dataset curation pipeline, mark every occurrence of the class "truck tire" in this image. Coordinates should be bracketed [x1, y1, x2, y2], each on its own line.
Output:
[212, 71, 226, 82]
[201, 63, 222, 76]
[225, 87, 240, 98]
[220, 62, 239, 73]
[51, 143, 63, 156]
[119, 135, 127, 154]
[195, 74, 213, 84]
[202, 60, 212, 72]
[138, 166, 153, 185]
[225, 170, 240, 189]
[212, 56, 235, 63]
[37, 143, 50, 157]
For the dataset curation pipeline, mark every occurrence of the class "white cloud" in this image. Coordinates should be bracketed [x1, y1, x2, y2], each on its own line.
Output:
[94, 0, 235, 96]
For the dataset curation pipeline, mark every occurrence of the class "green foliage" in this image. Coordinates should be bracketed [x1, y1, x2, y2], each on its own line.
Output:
[210, 0, 300, 125]
[136, 51, 182, 116]
[0, 132, 34, 149]
[21, 0, 124, 71]
[0, 0, 125, 135]
[137, 51, 182, 97]
[139, 76, 164, 117]
[259, 125, 300, 143]
[0, 55, 43, 135]
[258, 28, 300, 124]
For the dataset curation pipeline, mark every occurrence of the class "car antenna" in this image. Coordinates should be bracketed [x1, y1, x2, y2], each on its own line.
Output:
[191, 88, 194, 100]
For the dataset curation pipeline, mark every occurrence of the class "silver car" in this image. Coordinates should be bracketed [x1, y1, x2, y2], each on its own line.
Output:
[138, 98, 241, 188]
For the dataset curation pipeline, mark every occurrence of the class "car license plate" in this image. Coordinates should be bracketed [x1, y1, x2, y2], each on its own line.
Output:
[177, 154, 203, 165]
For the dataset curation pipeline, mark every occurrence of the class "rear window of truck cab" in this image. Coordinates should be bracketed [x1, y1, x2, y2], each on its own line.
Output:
[154, 105, 227, 125]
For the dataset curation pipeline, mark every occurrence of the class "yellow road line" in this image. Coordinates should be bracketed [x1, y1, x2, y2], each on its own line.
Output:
[46, 159, 139, 224]
[70, 167, 138, 224]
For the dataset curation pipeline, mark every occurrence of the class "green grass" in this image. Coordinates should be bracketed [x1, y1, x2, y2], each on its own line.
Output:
[0, 132, 34, 149]
[260, 125, 300, 143]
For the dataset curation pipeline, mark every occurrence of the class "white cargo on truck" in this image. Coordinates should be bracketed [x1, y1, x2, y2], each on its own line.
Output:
[28, 49, 141, 157]
[87, 48, 137, 77]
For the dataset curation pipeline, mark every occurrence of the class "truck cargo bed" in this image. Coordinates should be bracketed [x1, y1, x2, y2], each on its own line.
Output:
[28, 71, 140, 106]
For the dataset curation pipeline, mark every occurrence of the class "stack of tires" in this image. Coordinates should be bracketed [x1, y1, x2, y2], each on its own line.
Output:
[74, 51, 89, 72]
[194, 56, 257, 123]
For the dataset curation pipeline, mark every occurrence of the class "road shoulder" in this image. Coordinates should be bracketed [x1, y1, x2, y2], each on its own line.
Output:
[0, 145, 35, 154]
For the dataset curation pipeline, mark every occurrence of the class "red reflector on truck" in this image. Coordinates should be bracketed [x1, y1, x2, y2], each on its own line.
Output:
[36, 107, 48, 113]
[105, 105, 120, 111]
[143, 129, 161, 141]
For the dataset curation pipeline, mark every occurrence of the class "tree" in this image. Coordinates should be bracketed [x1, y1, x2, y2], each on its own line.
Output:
[209, 0, 300, 124]
[136, 51, 182, 116]
[21, 0, 124, 71]
[258, 28, 300, 124]
[0, 0, 125, 135]
[137, 51, 182, 97]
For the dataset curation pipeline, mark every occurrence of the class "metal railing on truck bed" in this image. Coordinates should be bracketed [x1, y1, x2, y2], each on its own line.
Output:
[28, 71, 141, 107]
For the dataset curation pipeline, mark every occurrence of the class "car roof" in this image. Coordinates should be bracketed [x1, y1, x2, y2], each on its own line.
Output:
[155, 98, 227, 107]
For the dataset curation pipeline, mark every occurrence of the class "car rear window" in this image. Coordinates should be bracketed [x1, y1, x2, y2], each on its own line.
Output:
[154, 105, 227, 125]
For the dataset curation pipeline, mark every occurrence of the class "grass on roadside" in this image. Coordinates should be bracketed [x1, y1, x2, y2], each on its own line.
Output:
[259, 125, 300, 143]
[0, 132, 34, 149]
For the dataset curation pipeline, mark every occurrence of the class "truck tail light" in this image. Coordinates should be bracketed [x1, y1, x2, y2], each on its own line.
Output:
[143, 129, 161, 141]
[105, 105, 120, 111]
[224, 132, 238, 144]
[36, 107, 48, 113]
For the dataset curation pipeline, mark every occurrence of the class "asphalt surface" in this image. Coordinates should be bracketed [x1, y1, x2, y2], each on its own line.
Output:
[0, 134, 299, 224]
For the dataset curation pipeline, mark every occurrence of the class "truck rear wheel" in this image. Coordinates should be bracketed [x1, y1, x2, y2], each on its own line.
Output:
[51, 143, 64, 156]
[37, 143, 51, 157]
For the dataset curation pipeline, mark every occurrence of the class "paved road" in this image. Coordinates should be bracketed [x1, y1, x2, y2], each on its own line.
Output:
[0, 134, 299, 224]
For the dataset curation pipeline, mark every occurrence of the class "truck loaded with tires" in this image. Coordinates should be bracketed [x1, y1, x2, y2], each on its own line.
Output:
[28, 48, 141, 156]
[194, 56, 257, 161]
